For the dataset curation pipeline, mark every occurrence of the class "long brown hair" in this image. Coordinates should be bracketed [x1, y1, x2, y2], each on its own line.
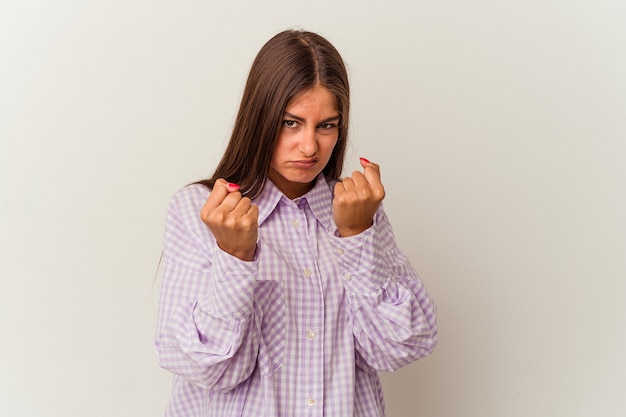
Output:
[197, 29, 350, 198]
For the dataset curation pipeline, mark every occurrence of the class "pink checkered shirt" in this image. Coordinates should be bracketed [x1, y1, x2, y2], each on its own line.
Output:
[155, 175, 437, 416]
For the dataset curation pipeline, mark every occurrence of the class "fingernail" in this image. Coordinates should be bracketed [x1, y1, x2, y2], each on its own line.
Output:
[359, 157, 370, 164]
[227, 182, 241, 191]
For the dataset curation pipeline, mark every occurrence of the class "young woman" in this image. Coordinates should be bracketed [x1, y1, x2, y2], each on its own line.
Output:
[155, 29, 438, 417]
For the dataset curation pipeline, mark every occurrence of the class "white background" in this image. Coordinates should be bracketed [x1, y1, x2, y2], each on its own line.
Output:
[1, 1, 625, 416]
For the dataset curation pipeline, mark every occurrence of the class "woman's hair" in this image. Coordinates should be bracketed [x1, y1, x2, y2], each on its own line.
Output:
[197, 29, 350, 198]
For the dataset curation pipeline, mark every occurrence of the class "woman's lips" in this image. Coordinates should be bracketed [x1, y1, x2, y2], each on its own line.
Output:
[291, 159, 318, 168]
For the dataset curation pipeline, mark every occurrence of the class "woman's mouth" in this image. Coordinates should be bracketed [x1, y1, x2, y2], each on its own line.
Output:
[291, 158, 318, 168]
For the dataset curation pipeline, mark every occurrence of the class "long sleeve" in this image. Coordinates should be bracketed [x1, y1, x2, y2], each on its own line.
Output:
[335, 207, 438, 372]
[155, 185, 261, 392]
[156, 176, 437, 416]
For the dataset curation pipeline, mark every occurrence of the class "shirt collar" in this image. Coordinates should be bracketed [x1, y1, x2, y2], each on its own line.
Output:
[255, 174, 334, 231]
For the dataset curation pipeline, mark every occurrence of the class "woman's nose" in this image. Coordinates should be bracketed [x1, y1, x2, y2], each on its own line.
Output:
[299, 128, 318, 156]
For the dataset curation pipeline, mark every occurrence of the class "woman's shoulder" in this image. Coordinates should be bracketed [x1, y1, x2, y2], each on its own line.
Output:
[163, 183, 216, 267]
[166, 183, 211, 221]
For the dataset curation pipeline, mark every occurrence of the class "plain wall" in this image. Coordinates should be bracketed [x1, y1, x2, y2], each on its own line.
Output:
[1, 0, 625, 416]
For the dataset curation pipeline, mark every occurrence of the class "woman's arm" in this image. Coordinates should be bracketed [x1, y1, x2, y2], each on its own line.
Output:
[336, 207, 438, 372]
[154, 185, 261, 391]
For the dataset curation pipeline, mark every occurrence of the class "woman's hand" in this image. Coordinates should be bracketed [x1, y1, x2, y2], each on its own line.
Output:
[333, 158, 385, 237]
[200, 179, 259, 261]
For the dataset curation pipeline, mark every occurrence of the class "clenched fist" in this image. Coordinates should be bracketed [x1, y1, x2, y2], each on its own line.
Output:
[333, 158, 385, 237]
[200, 179, 259, 261]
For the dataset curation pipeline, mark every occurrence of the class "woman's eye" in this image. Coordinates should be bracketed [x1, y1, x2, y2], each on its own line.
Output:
[283, 120, 298, 128]
[319, 123, 337, 130]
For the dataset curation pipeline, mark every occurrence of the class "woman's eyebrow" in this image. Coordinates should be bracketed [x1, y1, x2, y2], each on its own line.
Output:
[320, 115, 341, 124]
[284, 112, 340, 124]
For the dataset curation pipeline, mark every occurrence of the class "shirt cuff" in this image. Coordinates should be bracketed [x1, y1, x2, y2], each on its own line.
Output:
[207, 245, 259, 321]
[332, 224, 391, 294]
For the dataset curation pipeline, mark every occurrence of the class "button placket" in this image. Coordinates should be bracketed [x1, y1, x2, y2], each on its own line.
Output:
[289, 200, 323, 414]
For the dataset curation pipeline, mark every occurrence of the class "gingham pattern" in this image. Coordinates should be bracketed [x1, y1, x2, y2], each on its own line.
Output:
[155, 175, 438, 416]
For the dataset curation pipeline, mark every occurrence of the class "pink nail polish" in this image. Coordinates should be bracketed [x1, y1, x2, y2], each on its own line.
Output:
[359, 157, 370, 164]
[227, 183, 241, 191]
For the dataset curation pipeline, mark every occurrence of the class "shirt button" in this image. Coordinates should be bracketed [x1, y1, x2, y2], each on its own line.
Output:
[304, 268, 312, 276]
[291, 219, 300, 228]
[336, 248, 345, 255]
[306, 330, 316, 340]
[343, 273, 352, 281]
[306, 398, 316, 407]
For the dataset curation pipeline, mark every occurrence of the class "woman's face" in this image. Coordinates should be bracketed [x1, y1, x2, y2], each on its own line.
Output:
[268, 85, 340, 199]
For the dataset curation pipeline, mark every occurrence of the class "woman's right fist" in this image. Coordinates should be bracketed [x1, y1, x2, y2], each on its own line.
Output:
[200, 179, 259, 261]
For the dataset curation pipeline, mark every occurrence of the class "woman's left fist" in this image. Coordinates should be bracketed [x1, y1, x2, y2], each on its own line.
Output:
[333, 157, 385, 237]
